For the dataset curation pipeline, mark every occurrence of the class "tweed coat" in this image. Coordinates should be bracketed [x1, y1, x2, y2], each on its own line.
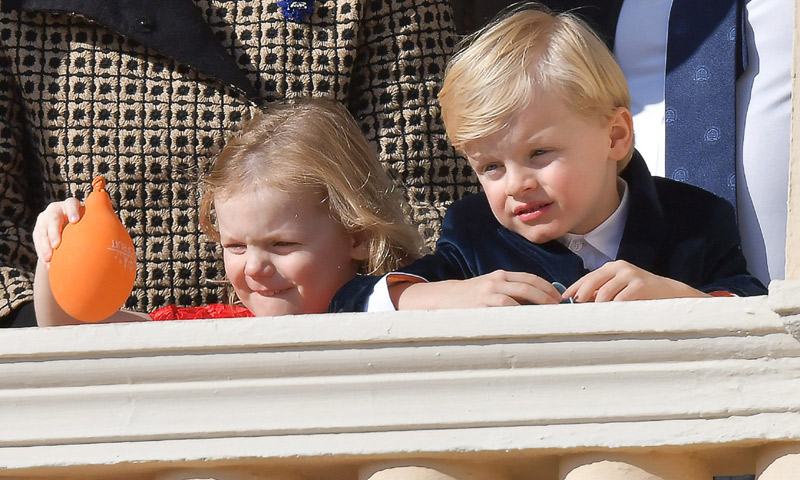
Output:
[0, 0, 477, 319]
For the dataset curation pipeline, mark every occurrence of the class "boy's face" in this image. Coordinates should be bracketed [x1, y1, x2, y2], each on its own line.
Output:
[463, 93, 632, 244]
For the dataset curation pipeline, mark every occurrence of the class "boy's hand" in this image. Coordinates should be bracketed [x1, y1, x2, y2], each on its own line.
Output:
[563, 260, 710, 302]
[32, 198, 85, 264]
[392, 270, 562, 310]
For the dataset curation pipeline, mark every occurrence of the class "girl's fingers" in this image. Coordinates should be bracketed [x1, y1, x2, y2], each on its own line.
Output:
[62, 198, 83, 223]
[46, 216, 64, 249]
[33, 235, 53, 262]
[33, 199, 85, 262]
[33, 208, 59, 261]
[49, 198, 83, 248]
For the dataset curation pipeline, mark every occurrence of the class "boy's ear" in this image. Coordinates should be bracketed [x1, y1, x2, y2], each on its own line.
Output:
[349, 231, 371, 261]
[607, 107, 634, 163]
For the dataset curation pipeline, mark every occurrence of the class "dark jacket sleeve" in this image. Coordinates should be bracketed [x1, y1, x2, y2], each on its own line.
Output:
[620, 157, 767, 298]
[328, 275, 383, 313]
[644, 176, 767, 297]
[694, 196, 767, 296]
[329, 198, 481, 313]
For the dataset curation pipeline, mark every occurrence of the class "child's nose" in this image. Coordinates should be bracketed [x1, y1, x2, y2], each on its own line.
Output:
[244, 252, 275, 279]
[505, 165, 536, 196]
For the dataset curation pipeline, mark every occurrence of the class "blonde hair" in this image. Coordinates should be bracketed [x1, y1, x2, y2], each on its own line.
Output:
[439, 3, 633, 168]
[199, 97, 422, 275]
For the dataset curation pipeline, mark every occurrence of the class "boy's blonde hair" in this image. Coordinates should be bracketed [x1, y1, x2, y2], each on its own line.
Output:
[439, 3, 633, 168]
[199, 97, 422, 276]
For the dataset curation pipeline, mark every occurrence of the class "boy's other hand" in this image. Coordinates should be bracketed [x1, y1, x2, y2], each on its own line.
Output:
[392, 270, 562, 310]
[564, 260, 710, 302]
[32, 198, 85, 264]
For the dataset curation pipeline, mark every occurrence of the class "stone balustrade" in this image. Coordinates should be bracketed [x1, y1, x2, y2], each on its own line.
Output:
[2, 281, 800, 480]
[3, 1, 799, 478]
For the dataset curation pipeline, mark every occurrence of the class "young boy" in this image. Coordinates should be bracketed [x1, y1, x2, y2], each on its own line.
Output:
[330, 4, 766, 312]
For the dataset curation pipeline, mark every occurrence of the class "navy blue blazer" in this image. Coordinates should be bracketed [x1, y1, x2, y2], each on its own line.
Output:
[330, 152, 766, 312]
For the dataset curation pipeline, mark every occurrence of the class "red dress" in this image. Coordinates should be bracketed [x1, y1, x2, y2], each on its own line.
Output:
[150, 304, 254, 321]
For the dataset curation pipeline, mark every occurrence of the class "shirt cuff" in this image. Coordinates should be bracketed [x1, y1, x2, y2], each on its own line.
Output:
[365, 272, 428, 312]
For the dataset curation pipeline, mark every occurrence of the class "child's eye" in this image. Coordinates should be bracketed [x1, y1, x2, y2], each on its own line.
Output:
[273, 241, 299, 249]
[531, 149, 549, 157]
[223, 244, 246, 255]
[479, 163, 502, 176]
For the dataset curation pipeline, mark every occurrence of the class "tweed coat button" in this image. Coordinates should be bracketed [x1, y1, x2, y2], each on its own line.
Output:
[136, 17, 156, 33]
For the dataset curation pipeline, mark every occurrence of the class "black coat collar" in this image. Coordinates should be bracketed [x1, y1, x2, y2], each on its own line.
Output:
[616, 150, 667, 273]
[2, 0, 259, 100]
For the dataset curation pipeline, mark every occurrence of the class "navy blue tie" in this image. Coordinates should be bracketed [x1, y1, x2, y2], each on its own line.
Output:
[665, 0, 746, 213]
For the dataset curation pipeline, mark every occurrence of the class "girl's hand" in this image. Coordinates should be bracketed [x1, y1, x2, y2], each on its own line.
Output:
[392, 270, 562, 310]
[564, 260, 710, 302]
[32, 198, 84, 263]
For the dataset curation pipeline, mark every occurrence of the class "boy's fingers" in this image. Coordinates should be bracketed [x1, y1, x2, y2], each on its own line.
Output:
[529, 289, 561, 305]
[494, 271, 561, 303]
[562, 280, 581, 299]
[564, 269, 602, 298]
[569, 268, 615, 303]
[594, 276, 628, 302]
[508, 280, 560, 305]
[485, 293, 526, 307]
[564, 275, 597, 301]
[521, 273, 562, 302]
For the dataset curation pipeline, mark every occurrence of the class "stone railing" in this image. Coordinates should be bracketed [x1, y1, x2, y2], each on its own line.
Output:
[2, 4, 798, 477]
[2, 281, 800, 480]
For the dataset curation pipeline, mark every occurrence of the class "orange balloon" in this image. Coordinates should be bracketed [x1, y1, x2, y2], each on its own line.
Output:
[49, 176, 137, 323]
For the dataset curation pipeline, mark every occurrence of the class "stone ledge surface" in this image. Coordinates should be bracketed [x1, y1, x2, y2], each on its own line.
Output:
[1, 292, 798, 475]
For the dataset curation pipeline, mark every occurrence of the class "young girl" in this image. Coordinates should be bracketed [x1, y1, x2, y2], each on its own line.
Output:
[33, 98, 422, 325]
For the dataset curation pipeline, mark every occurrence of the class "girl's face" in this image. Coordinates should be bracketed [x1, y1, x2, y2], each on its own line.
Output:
[215, 186, 368, 316]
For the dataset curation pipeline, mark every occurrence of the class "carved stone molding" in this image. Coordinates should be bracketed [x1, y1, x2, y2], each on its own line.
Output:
[769, 280, 800, 341]
[1, 295, 798, 479]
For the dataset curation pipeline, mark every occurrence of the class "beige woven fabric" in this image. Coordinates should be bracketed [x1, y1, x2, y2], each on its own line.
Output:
[0, 0, 479, 317]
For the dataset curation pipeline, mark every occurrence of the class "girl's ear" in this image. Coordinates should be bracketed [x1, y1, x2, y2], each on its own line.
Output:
[607, 107, 634, 164]
[349, 231, 370, 261]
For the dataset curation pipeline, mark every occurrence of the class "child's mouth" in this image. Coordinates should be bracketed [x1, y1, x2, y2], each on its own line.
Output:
[513, 201, 552, 222]
[256, 286, 291, 297]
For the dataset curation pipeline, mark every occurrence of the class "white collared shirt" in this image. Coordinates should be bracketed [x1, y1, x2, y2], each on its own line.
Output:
[556, 179, 630, 271]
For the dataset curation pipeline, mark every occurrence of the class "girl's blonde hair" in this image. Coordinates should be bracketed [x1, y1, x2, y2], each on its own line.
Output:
[439, 3, 633, 168]
[199, 97, 422, 275]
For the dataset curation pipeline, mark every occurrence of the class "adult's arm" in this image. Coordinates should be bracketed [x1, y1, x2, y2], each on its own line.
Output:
[0, 42, 40, 322]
